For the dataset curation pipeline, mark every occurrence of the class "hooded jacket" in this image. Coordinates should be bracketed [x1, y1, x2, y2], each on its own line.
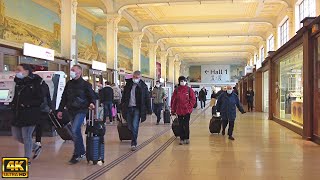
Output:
[11, 74, 44, 127]
[171, 85, 196, 116]
[216, 92, 245, 121]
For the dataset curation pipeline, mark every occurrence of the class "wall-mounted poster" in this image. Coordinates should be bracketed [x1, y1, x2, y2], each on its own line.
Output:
[118, 44, 133, 71]
[201, 65, 230, 83]
[156, 62, 161, 80]
[230, 64, 245, 82]
[0, 0, 61, 52]
[189, 66, 201, 82]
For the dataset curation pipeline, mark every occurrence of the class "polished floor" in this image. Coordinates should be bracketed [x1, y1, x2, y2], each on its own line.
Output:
[1, 105, 320, 180]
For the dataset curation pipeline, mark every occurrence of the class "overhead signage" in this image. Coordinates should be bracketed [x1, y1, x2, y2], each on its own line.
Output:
[245, 66, 254, 74]
[23, 43, 54, 61]
[201, 65, 230, 83]
[92, 60, 107, 71]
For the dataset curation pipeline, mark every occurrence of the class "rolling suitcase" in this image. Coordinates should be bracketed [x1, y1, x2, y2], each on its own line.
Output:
[117, 113, 132, 141]
[171, 116, 181, 137]
[48, 111, 73, 141]
[209, 115, 222, 134]
[163, 100, 170, 124]
[86, 101, 105, 165]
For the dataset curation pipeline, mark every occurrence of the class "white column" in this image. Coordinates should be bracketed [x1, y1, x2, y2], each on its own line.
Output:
[130, 32, 144, 71]
[148, 43, 158, 83]
[160, 51, 168, 82]
[168, 56, 175, 83]
[106, 13, 121, 85]
[60, 0, 77, 67]
[287, 9, 295, 38]
[317, 1, 320, 16]
[174, 61, 181, 85]
[272, 28, 279, 51]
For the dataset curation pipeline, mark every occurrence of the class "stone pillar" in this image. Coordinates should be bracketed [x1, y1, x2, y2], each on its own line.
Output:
[272, 28, 279, 51]
[148, 43, 158, 83]
[287, 9, 295, 39]
[60, 0, 77, 67]
[106, 13, 121, 85]
[168, 55, 176, 83]
[174, 61, 181, 85]
[317, 1, 320, 16]
[160, 51, 168, 82]
[130, 32, 144, 71]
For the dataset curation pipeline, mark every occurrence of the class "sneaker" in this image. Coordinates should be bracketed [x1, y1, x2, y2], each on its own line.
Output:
[179, 140, 184, 145]
[184, 139, 190, 144]
[28, 161, 31, 166]
[131, 145, 136, 151]
[228, 136, 235, 141]
[69, 154, 85, 165]
[32, 145, 42, 159]
[156, 122, 159, 125]
[222, 130, 225, 136]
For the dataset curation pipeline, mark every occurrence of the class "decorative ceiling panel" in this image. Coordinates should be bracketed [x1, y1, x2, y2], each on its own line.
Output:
[127, 7, 154, 21]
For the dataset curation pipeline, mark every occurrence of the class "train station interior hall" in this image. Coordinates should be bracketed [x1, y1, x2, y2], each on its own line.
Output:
[1, 0, 320, 179]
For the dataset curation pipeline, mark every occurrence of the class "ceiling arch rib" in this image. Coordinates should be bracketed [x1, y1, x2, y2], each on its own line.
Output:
[141, 19, 276, 31]
[167, 44, 259, 52]
[116, 0, 291, 13]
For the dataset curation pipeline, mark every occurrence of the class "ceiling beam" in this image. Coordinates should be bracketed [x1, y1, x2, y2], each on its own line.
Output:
[116, 0, 291, 13]
[141, 18, 276, 31]
[167, 44, 259, 51]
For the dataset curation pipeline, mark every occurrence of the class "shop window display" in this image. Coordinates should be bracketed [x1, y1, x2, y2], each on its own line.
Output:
[276, 45, 303, 126]
[315, 37, 320, 136]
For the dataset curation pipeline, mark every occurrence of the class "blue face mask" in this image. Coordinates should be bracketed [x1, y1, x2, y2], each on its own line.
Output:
[16, 72, 25, 79]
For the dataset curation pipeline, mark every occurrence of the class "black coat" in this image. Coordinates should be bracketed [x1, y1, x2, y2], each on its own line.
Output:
[199, 89, 207, 101]
[58, 77, 97, 114]
[121, 79, 150, 122]
[11, 74, 44, 127]
[99, 86, 114, 103]
[246, 90, 254, 102]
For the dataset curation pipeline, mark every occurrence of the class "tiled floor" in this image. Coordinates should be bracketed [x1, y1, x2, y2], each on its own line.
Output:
[1, 106, 320, 180]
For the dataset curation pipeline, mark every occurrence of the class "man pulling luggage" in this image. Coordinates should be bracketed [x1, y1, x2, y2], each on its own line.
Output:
[57, 65, 97, 164]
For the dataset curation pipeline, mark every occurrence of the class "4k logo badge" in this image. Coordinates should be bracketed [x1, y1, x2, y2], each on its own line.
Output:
[2, 157, 28, 178]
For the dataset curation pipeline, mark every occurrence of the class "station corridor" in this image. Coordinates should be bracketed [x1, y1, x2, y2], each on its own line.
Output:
[1, 106, 319, 180]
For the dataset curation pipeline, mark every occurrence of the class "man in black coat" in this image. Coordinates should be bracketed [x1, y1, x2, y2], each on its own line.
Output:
[246, 87, 255, 112]
[99, 81, 114, 123]
[121, 71, 151, 151]
[57, 65, 97, 164]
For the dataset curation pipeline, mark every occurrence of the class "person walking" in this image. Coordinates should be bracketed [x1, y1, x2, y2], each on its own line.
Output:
[152, 80, 167, 125]
[112, 83, 122, 114]
[57, 65, 97, 164]
[33, 77, 52, 160]
[121, 71, 151, 151]
[11, 64, 45, 165]
[246, 87, 255, 112]
[216, 85, 246, 141]
[199, 87, 207, 109]
[100, 81, 114, 123]
[171, 76, 196, 145]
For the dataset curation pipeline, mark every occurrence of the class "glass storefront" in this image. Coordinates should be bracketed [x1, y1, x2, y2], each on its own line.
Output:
[263, 71, 269, 112]
[315, 36, 320, 136]
[275, 45, 303, 126]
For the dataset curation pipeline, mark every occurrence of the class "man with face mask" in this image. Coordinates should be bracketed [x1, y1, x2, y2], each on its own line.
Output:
[216, 85, 245, 140]
[57, 65, 97, 164]
[152, 80, 167, 125]
[121, 71, 151, 151]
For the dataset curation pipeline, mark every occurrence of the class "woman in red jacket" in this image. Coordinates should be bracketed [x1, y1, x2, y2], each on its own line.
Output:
[171, 76, 196, 145]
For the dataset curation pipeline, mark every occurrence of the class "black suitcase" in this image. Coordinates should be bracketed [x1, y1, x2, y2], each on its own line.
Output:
[209, 115, 222, 134]
[171, 116, 181, 137]
[117, 113, 132, 141]
[163, 101, 170, 124]
[86, 104, 105, 165]
[48, 111, 73, 141]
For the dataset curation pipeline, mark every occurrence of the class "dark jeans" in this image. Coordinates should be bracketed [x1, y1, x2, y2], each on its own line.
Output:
[247, 101, 253, 112]
[113, 100, 121, 113]
[222, 119, 235, 136]
[153, 103, 163, 123]
[126, 107, 140, 146]
[200, 100, 206, 108]
[178, 114, 191, 140]
[70, 112, 86, 156]
[103, 101, 113, 122]
[35, 113, 48, 143]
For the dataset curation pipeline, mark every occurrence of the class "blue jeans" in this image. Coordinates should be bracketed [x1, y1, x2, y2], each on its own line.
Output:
[71, 112, 86, 156]
[11, 126, 35, 159]
[103, 102, 113, 122]
[126, 107, 140, 146]
[153, 103, 163, 123]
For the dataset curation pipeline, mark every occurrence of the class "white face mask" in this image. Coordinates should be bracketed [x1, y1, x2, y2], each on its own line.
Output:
[70, 71, 77, 79]
[133, 78, 140, 84]
[227, 90, 233, 94]
[180, 81, 186, 86]
[156, 84, 160, 88]
[16, 72, 25, 79]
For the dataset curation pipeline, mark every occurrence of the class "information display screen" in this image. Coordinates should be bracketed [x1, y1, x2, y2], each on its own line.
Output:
[0, 89, 9, 100]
